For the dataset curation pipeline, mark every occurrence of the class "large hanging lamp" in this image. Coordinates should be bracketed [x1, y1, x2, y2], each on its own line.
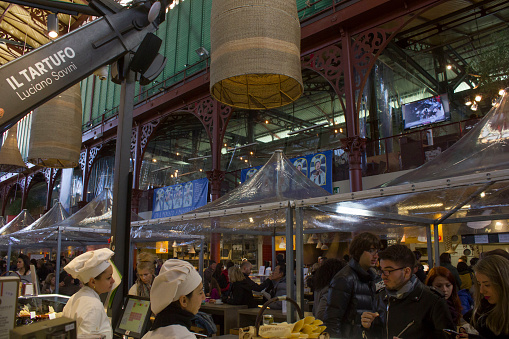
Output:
[28, 85, 82, 168]
[0, 123, 27, 173]
[210, 0, 303, 109]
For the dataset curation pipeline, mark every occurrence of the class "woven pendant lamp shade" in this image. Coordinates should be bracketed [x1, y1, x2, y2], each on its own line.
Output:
[28, 85, 82, 168]
[210, 0, 303, 109]
[0, 123, 27, 173]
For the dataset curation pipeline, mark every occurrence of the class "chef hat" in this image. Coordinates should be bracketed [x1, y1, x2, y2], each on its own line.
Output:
[64, 248, 114, 283]
[150, 259, 202, 314]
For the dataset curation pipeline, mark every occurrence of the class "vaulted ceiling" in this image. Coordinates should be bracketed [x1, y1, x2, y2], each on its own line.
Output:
[0, 0, 92, 65]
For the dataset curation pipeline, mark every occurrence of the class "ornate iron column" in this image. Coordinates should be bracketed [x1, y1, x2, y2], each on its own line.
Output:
[192, 97, 232, 262]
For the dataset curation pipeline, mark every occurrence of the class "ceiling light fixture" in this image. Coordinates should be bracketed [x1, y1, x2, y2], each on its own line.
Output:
[499, 89, 505, 96]
[475, 95, 482, 102]
[195, 47, 210, 60]
[47, 13, 59, 39]
[446, 64, 452, 70]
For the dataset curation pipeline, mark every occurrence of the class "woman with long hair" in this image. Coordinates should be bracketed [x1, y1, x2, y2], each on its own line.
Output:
[17, 254, 31, 276]
[459, 255, 509, 338]
[225, 266, 257, 308]
[209, 277, 221, 299]
[312, 258, 346, 319]
[42, 273, 56, 294]
[129, 252, 156, 298]
[425, 266, 463, 325]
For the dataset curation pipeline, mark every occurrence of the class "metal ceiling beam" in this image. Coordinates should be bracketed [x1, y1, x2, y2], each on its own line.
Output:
[387, 42, 439, 92]
[441, 213, 509, 224]
[397, 0, 500, 38]
[4, 0, 99, 16]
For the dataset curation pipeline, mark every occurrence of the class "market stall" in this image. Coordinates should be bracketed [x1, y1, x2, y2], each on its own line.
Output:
[132, 91, 509, 317]
[131, 150, 332, 319]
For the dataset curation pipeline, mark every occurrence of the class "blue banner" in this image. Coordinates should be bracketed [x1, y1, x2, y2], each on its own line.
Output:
[240, 150, 333, 193]
[152, 178, 209, 218]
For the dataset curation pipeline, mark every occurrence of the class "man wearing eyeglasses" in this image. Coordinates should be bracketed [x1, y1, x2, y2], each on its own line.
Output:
[361, 244, 454, 339]
[323, 232, 382, 338]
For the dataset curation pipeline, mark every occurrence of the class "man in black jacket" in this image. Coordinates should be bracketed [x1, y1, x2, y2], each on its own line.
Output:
[323, 232, 382, 338]
[361, 245, 455, 339]
[240, 260, 273, 292]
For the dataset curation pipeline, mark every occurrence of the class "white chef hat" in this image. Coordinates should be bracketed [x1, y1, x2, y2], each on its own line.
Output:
[64, 248, 114, 283]
[150, 259, 202, 314]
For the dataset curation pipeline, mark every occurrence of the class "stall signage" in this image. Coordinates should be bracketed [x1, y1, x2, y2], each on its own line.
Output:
[156, 241, 169, 254]
[241, 150, 333, 193]
[275, 235, 296, 251]
[152, 178, 208, 218]
[0, 276, 19, 339]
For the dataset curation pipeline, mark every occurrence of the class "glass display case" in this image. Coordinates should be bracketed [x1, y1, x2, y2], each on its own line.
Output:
[16, 294, 70, 326]
[18, 294, 70, 314]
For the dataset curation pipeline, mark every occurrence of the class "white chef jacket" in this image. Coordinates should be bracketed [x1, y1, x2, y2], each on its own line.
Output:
[142, 324, 196, 339]
[62, 286, 112, 339]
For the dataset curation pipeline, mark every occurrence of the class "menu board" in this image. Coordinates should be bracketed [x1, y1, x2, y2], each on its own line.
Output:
[0, 277, 19, 339]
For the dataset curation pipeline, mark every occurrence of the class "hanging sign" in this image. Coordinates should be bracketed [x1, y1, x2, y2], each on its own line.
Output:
[152, 178, 208, 218]
[241, 150, 333, 193]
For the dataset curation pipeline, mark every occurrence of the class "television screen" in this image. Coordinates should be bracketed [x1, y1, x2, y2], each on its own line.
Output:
[114, 296, 151, 338]
[402, 94, 450, 129]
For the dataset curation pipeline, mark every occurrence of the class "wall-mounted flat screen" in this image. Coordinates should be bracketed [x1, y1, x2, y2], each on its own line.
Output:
[402, 94, 450, 129]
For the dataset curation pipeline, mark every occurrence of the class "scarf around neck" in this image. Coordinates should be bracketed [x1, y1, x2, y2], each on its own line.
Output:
[136, 280, 151, 298]
[386, 275, 418, 299]
[150, 303, 194, 332]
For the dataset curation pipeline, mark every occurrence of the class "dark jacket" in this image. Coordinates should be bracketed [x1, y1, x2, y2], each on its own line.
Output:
[243, 272, 272, 292]
[226, 280, 258, 308]
[203, 266, 214, 294]
[267, 276, 287, 310]
[458, 289, 473, 315]
[323, 259, 380, 338]
[441, 263, 462, 289]
[218, 269, 230, 292]
[370, 277, 455, 339]
[464, 300, 509, 339]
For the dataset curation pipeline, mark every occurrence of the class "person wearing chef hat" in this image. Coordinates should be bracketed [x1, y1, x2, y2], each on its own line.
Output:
[142, 259, 205, 339]
[62, 248, 116, 339]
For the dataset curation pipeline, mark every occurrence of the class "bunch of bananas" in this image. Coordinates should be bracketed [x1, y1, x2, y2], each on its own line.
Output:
[258, 316, 326, 338]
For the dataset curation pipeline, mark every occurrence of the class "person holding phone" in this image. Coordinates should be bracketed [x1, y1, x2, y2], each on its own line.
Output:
[457, 255, 509, 339]
[426, 267, 463, 325]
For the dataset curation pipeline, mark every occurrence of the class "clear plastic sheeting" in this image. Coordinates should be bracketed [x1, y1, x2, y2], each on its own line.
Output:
[132, 150, 330, 235]
[0, 189, 149, 249]
[295, 170, 509, 241]
[198, 150, 330, 211]
[382, 88, 509, 187]
[18, 202, 70, 232]
[1, 226, 111, 249]
[53, 189, 113, 230]
[0, 209, 35, 235]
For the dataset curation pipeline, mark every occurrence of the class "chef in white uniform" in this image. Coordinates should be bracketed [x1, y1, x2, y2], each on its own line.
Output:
[62, 248, 116, 339]
[142, 259, 205, 339]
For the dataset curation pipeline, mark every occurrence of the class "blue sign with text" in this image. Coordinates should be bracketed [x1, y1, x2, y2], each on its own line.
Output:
[152, 178, 209, 218]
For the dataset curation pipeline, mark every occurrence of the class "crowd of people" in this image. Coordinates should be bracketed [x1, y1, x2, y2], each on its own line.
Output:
[3, 235, 509, 339]
[0, 254, 83, 295]
[305, 232, 509, 339]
